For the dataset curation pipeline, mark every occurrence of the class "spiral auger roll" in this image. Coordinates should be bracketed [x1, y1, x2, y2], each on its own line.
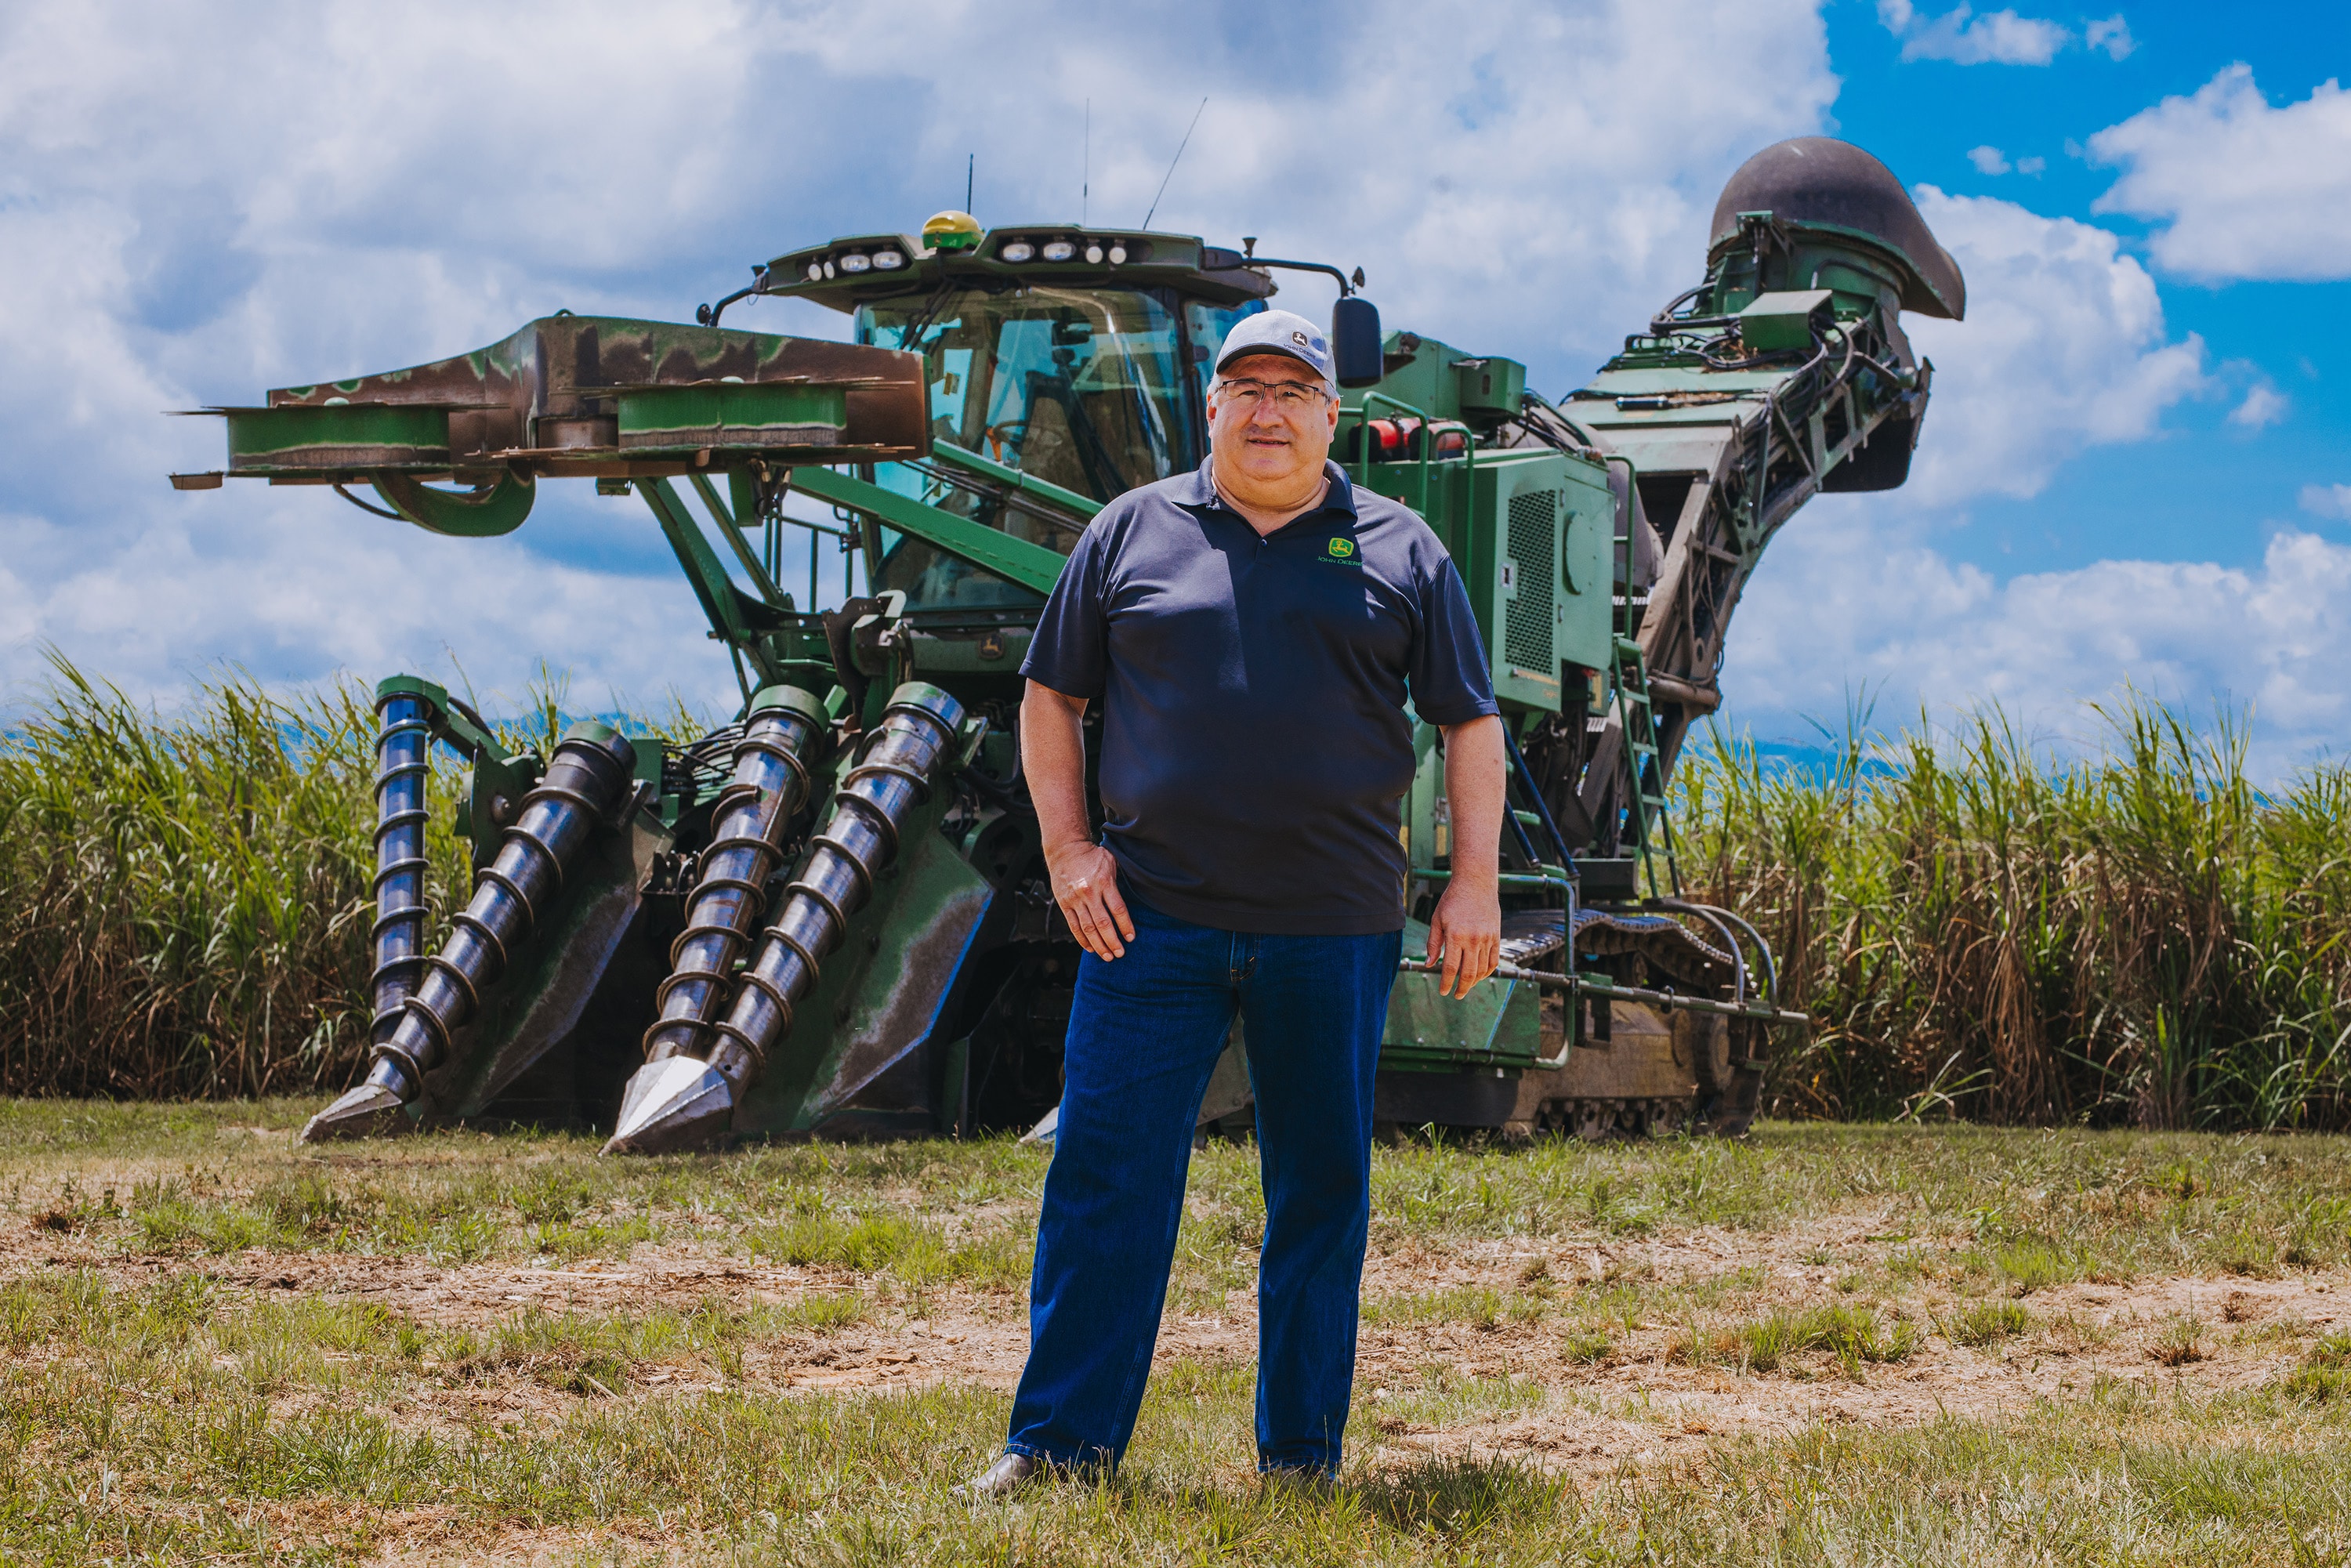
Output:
[368, 683, 434, 1058]
[639, 684, 828, 1064]
[302, 722, 641, 1143]
[605, 682, 966, 1155]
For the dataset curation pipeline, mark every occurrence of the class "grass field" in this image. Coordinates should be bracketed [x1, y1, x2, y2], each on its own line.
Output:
[5, 1104, 2351, 1563]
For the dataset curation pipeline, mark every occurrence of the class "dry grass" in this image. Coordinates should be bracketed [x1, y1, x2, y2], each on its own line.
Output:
[0, 657, 697, 1103]
[13, 664, 2351, 1141]
[1679, 696, 2351, 1131]
[5, 1103, 2351, 1562]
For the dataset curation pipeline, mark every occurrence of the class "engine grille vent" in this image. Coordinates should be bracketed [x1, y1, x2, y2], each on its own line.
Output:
[1505, 487, 1559, 672]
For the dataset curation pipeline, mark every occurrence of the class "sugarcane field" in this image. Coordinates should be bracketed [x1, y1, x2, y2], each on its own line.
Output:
[6, 2, 2351, 1563]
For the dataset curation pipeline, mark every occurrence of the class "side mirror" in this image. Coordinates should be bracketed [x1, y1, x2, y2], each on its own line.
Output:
[1331, 295, 1384, 390]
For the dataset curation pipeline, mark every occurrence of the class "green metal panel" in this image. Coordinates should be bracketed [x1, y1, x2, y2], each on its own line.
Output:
[226, 404, 450, 469]
[1379, 917, 1547, 1072]
[1362, 332, 1465, 422]
[1737, 289, 1834, 353]
[1462, 450, 1566, 712]
[616, 383, 849, 451]
[1359, 446, 1616, 715]
[1404, 722, 1440, 877]
[424, 809, 670, 1118]
[1454, 357, 1527, 419]
[1556, 458, 1616, 672]
[734, 785, 994, 1134]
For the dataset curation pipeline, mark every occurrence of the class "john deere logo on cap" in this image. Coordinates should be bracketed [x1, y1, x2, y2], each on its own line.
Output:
[1326, 537, 1356, 559]
[1291, 330, 1310, 346]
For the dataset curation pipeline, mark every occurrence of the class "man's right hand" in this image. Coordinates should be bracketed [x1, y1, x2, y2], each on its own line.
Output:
[1047, 839, 1134, 960]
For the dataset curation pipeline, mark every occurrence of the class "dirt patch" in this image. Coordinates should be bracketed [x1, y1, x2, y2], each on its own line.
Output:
[14, 1216, 2342, 1479]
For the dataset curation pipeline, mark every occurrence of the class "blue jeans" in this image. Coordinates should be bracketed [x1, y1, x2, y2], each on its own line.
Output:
[1005, 895, 1402, 1475]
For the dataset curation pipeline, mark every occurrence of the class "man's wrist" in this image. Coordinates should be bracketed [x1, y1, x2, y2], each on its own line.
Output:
[1445, 862, 1500, 892]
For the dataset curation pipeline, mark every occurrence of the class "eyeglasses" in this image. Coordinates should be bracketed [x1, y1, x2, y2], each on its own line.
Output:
[1213, 378, 1334, 411]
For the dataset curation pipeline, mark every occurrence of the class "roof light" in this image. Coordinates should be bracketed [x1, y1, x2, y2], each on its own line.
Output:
[1108, 244, 1128, 264]
[999, 240, 1035, 263]
[838, 252, 871, 273]
[806, 261, 824, 281]
[871, 249, 905, 270]
[1041, 240, 1076, 262]
[822, 259, 835, 279]
[1084, 244, 1104, 263]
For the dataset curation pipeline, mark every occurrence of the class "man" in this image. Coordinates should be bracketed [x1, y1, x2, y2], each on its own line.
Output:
[963, 307, 1505, 1496]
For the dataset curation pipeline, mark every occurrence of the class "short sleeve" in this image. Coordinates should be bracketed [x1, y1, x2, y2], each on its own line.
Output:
[1020, 516, 1113, 699]
[1409, 554, 1501, 726]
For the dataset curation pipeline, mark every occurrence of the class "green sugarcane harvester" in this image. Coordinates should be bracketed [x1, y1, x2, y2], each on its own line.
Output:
[173, 138, 1962, 1152]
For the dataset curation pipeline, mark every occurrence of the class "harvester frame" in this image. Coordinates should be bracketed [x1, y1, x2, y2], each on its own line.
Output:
[168, 137, 1961, 1151]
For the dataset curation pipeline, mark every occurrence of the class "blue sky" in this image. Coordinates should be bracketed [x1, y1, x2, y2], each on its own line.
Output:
[3, 0, 2349, 770]
[1829, 5, 2347, 577]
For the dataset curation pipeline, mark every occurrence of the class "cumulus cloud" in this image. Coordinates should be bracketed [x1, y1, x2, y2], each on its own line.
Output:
[1726, 512, 2351, 775]
[1876, 1, 2074, 65]
[2085, 15, 2135, 60]
[2090, 66, 2351, 281]
[2230, 385, 2289, 430]
[0, 0, 1840, 706]
[1893, 187, 2205, 507]
[1710, 180, 2284, 761]
[1965, 147, 2047, 176]
[4, 502, 736, 718]
[2299, 483, 2351, 520]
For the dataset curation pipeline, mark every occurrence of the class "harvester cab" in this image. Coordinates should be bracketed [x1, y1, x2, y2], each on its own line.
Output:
[172, 136, 1960, 1151]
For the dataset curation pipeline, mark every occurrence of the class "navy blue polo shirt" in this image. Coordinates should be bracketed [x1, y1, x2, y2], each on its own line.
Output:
[1021, 456, 1498, 935]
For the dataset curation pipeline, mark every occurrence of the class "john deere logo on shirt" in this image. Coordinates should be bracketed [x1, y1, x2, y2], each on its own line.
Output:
[1325, 538, 1357, 560]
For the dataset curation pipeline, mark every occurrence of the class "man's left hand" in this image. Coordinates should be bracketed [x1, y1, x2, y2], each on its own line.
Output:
[1426, 876, 1501, 999]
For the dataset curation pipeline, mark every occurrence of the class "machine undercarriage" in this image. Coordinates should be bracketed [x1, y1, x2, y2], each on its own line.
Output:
[171, 138, 1962, 1151]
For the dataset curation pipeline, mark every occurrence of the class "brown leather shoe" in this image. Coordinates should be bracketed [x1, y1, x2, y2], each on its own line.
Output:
[955, 1452, 1048, 1499]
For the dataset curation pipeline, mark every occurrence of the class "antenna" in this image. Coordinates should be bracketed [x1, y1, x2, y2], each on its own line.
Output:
[1140, 96, 1208, 230]
[1082, 100, 1090, 226]
[965, 153, 974, 214]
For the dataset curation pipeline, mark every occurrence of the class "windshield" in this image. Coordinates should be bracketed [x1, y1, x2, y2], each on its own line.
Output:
[857, 286, 1200, 610]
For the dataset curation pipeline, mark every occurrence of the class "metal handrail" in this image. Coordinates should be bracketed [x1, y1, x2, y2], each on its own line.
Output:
[1398, 955, 1809, 1028]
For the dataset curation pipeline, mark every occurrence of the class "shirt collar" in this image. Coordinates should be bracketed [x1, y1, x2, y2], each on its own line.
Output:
[1181, 455, 1361, 520]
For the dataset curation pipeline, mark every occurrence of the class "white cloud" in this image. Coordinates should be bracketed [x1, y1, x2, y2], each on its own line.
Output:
[2090, 66, 2351, 281]
[2, 502, 734, 720]
[1726, 514, 2351, 776]
[0, 0, 1841, 706]
[1877, 1, 2073, 65]
[2298, 483, 2351, 520]
[2085, 14, 2135, 60]
[1895, 188, 2205, 506]
[1968, 147, 2045, 176]
[2230, 385, 2289, 430]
